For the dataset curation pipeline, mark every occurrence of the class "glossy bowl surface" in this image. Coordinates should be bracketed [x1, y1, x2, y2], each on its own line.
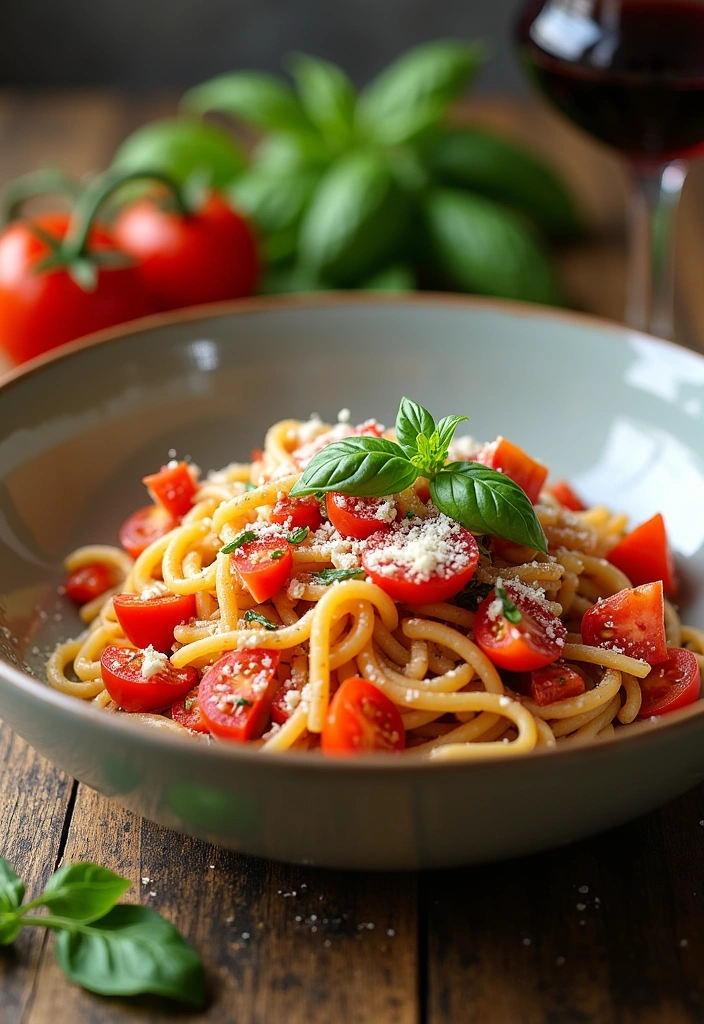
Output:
[2, 294, 704, 870]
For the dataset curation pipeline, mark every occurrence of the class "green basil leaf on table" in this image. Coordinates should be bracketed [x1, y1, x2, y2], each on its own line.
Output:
[54, 904, 206, 1008]
[111, 118, 246, 189]
[229, 167, 319, 264]
[424, 188, 562, 305]
[182, 71, 314, 135]
[0, 857, 25, 913]
[357, 40, 487, 145]
[298, 150, 409, 285]
[395, 397, 436, 459]
[429, 462, 548, 553]
[288, 52, 357, 145]
[435, 415, 468, 454]
[359, 264, 416, 292]
[290, 437, 417, 497]
[38, 863, 130, 923]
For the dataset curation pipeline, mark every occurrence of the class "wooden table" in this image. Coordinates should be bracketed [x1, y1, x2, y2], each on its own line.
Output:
[2, 92, 704, 1024]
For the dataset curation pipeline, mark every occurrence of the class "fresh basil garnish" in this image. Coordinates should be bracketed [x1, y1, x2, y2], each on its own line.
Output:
[311, 567, 366, 585]
[455, 579, 493, 610]
[495, 585, 522, 624]
[395, 396, 436, 458]
[270, 549, 286, 560]
[38, 863, 131, 923]
[243, 609, 278, 630]
[245, 481, 257, 492]
[221, 530, 256, 554]
[287, 526, 310, 544]
[235, 697, 252, 707]
[290, 436, 417, 497]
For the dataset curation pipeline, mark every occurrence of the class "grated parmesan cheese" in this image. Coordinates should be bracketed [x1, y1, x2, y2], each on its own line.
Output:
[363, 512, 472, 583]
[140, 645, 169, 678]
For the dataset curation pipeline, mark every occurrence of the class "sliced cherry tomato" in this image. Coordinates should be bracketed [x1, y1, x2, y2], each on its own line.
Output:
[474, 584, 566, 672]
[271, 678, 302, 726]
[361, 514, 479, 604]
[64, 563, 118, 604]
[231, 537, 293, 604]
[142, 461, 197, 518]
[170, 685, 210, 733]
[270, 495, 322, 532]
[475, 437, 548, 505]
[321, 677, 405, 756]
[326, 493, 396, 540]
[113, 592, 196, 653]
[637, 647, 701, 718]
[548, 480, 586, 512]
[100, 645, 198, 713]
[580, 581, 668, 666]
[119, 504, 177, 560]
[292, 420, 383, 470]
[607, 513, 677, 597]
[522, 663, 586, 706]
[198, 649, 281, 741]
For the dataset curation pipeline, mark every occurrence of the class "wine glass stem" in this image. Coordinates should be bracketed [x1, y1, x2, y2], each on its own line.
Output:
[626, 161, 686, 338]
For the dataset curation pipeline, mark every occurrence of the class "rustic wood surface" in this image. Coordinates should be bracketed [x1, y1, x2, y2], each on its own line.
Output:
[2, 92, 704, 1024]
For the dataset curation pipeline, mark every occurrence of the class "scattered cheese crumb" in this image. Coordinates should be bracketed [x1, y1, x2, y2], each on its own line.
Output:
[140, 645, 169, 678]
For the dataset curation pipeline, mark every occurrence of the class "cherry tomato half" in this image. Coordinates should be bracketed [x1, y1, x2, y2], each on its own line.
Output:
[119, 504, 177, 560]
[361, 515, 479, 604]
[548, 480, 586, 512]
[100, 645, 198, 713]
[113, 592, 196, 653]
[231, 537, 293, 604]
[142, 461, 197, 519]
[270, 495, 322, 533]
[607, 513, 677, 597]
[64, 562, 118, 604]
[522, 663, 586, 706]
[198, 649, 281, 741]
[474, 584, 566, 672]
[637, 647, 701, 718]
[170, 685, 210, 733]
[326, 493, 396, 540]
[271, 678, 302, 726]
[321, 677, 405, 756]
[475, 437, 548, 505]
[292, 420, 383, 470]
[580, 581, 668, 666]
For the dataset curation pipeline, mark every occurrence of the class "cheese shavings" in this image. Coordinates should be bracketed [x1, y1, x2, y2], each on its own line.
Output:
[363, 511, 471, 583]
[140, 645, 170, 678]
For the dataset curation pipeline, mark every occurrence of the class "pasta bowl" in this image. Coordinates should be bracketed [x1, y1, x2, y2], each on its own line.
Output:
[1, 294, 704, 870]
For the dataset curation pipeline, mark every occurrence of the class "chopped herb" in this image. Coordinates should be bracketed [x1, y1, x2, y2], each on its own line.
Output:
[184, 696, 198, 712]
[287, 526, 310, 544]
[312, 567, 366, 585]
[496, 585, 522, 624]
[270, 549, 286, 560]
[221, 530, 256, 554]
[476, 536, 491, 558]
[405, 510, 415, 520]
[245, 482, 257, 492]
[235, 698, 252, 707]
[243, 609, 277, 630]
[455, 580, 493, 610]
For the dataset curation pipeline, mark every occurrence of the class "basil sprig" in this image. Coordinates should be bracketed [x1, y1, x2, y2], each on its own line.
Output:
[243, 609, 278, 630]
[221, 529, 256, 554]
[290, 398, 547, 553]
[0, 858, 205, 1007]
[311, 567, 366, 585]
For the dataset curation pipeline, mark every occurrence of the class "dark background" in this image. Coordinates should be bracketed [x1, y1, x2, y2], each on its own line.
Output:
[0, 0, 527, 91]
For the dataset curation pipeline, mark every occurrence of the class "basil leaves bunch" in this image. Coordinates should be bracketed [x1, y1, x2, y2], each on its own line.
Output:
[290, 398, 547, 554]
[0, 858, 205, 1007]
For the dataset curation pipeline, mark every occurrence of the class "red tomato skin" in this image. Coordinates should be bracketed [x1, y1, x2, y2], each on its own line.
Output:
[524, 663, 586, 706]
[142, 462, 197, 518]
[119, 504, 176, 560]
[474, 585, 567, 672]
[321, 677, 405, 756]
[231, 538, 293, 604]
[637, 647, 701, 718]
[113, 592, 196, 653]
[64, 563, 117, 604]
[113, 194, 258, 311]
[292, 420, 383, 470]
[198, 650, 281, 741]
[580, 581, 668, 665]
[475, 437, 548, 505]
[271, 679, 301, 726]
[170, 685, 210, 733]
[270, 495, 322, 532]
[361, 523, 479, 604]
[100, 645, 198, 713]
[548, 480, 586, 512]
[607, 514, 677, 597]
[0, 214, 155, 365]
[326, 493, 395, 541]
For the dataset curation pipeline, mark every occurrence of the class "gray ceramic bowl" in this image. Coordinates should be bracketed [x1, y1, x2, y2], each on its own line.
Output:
[2, 295, 704, 870]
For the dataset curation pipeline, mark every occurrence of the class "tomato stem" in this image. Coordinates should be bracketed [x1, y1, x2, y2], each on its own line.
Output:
[3, 168, 82, 226]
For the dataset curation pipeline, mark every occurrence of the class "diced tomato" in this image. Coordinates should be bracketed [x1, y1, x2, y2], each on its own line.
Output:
[119, 504, 177, 560]
[198, 649, 281, 741]
[271, 678, 301, 726]
[270, 495, 322, 532]
[474, 584, 566, 672]
[100, 645, 198, 713]
[231, 537, 293, 604]
[293, 420, 383, 470]
[523, 663, 586, 706]
[580, 581, 668, 666]
[113, 592, 196, 653]
[170, 685, 210, 733]
[326, 493, 396, 540]
[415, 478, 431, 503]
[321, 677, 405, 756]
[361, 515, 479, 604]
[637, 647, 701, 718]
[607, 513, 677, 597]
[142, 461, 197, 518]
[64, 563, 118, 604]
[475, 437, 548, 505]
[548, 480, 586, 512]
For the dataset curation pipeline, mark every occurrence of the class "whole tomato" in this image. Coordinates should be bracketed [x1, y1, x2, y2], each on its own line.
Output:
[113, 192, 259, 311]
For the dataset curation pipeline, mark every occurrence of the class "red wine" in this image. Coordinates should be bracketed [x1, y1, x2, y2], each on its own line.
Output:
[517, 0, 704, 160]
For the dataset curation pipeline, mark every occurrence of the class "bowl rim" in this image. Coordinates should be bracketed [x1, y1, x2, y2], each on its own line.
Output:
[2, 290, 704, 772]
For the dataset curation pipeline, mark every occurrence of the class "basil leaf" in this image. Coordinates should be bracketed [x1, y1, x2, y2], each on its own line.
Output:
[0, 858, 25, 914]
[290, 437, 416, 497]
[182, 71, 314, 136]
[357, 40, 486, 145]
[252, 132, 328, 173]
[0, 913, 21, 946]
[288, 53, 357, 145]
[270, 550, 286, 560]
[243, 610, 277, 631]
[54, 904, 205, 1007]
[39, 863, 130, 923]
[455, 580, 493, 610]
[424, 189, 561, 305]
[395, 397, 435, 459]
[222, 530, 257, 554]
[312, 568, 366, 585]
[436, 415, 468, 454]
[245, 482, 257, 492]
[430, 462, 547, 553]
[288, 526, 310, 544]
[236, 698, 252, 707]
[496, 586, 522, 624]
[229, 166, 319, 265]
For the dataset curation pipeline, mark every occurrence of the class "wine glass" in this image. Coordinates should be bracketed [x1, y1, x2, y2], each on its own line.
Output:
[516, 0, 704, 339]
